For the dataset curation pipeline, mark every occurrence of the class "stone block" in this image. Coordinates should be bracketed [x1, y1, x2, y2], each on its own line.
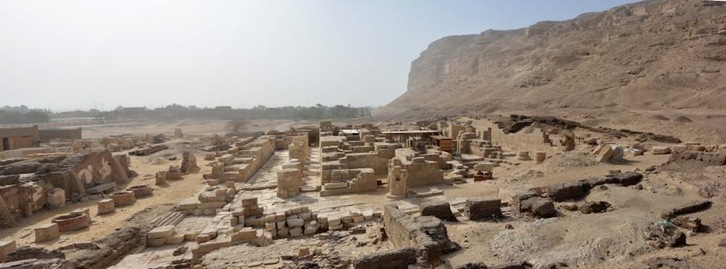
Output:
[167, 233, 186, 245]
[341, 215, 354, 224]
[35, 223, 60, 243]
[244, 216, 259, 227]
[420, 201, 458, 222]
[289, 227, 303, 237]
[147, 237, 167, 247]
[287, 218, 304, 228]
[652, 146, 671, 155]
[521, 197, 556, 218]
[465, 198, 502, 220]
[110, 191, 136, 207]
[0, 240, 17, 262]
[231, 209, 246, 217]
[328, 223, 344, 231]
[97, 199, 115, 215]
[328, 215, 342, 226]
[548, 181, 590, 202]
[304, 221, 320, 235]
[241, 197, 257, 206]
[473, 162, 494, 172]
[231, 227, 257, 242]
[352, 247, 417, 269]
[299, 211, 313, 221]
[179, 198, 200, 210]
[197, 202, 226, 210]
[148, 225, 176, 239]
[323, 182, 348, 190]
[277, 227, 289, 237]
[185, 232, 198, 241]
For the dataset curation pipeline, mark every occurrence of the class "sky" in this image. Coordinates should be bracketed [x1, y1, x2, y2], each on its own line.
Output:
[0, 0, 638, 112]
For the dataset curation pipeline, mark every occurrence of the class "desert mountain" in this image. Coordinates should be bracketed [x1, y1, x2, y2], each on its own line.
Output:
[381, 0, 726, 116]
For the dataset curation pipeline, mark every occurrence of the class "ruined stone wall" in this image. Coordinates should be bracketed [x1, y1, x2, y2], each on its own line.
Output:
[404, 160, 445, 187]
[470, 118, 558, 154]
[274, 135, 293, 150]
[237, 137, 275, 182]
[66, 150, 129, 187]
[345, 152, 389, 175]
[277, 168, 303, 198]
[352, 247, 417, 269]
[389, 149, 446, 187]
[382, 205, 459, 267]
[288, 135, 309, 165]
[0, 185, 21, 220]
[320, 168, 377, 196]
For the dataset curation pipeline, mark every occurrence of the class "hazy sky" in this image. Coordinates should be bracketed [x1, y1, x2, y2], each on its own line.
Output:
[0, 0, 638, 111]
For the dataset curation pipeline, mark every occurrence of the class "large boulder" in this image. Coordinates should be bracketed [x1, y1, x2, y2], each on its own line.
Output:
[520, 197, 556, 218]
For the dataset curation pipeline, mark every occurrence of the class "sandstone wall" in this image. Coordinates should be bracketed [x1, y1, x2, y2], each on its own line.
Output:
[237, 137, 275, 182]
[465, 118, 567, 155]
[345, 152, 389, 175]
[320, 168, 377, 196]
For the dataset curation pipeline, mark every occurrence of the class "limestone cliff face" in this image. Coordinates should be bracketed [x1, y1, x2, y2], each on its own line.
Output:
[382, 0, 726, 115]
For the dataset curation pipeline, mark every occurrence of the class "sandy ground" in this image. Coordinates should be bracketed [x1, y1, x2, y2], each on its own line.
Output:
[2, 116, 725, 268]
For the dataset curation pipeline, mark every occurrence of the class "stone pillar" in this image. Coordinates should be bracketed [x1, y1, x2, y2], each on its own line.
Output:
[114, 154, 133, 178]
[535, 151, 547, 164]
[155, 171, 168, 186]
[108, 153, 130, 184]
[174, 128, 184, 139]
[277, 168, 303, 199]
[180, 151, 199, 173]
[288, 136, 309, 165]
[387, 166, 408, 199]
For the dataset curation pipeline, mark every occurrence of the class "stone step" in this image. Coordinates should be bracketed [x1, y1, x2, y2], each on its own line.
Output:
[152, 212, 187, 227]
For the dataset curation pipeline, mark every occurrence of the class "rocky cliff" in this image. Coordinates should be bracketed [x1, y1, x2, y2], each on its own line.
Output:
[382, 0, 726, 116]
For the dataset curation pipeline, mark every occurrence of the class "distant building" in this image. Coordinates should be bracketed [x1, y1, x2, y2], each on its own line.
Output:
[0, 126, 40, 151]
[38, 128, 82, 143]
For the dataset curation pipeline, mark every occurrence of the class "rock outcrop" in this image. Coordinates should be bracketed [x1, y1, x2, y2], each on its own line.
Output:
[382, 0, 726, 116]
